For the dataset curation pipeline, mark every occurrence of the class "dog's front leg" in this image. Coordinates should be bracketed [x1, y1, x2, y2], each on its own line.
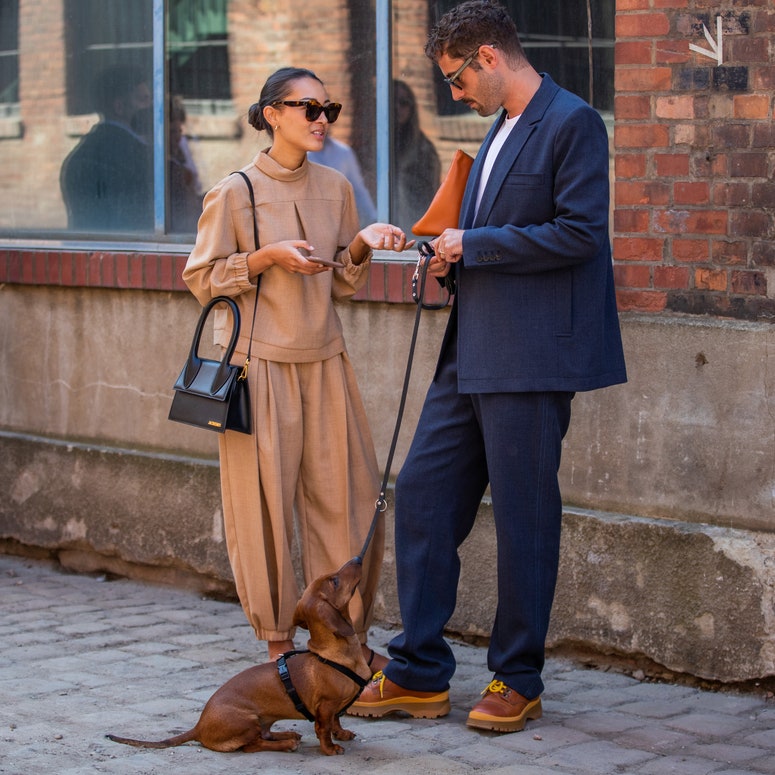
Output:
[313, 708, 345, 755]
[331, 714, 356, 741]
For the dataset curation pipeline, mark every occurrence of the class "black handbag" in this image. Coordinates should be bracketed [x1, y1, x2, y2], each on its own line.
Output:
[168, 296, 252, 433]
[168, 170, 260, 434]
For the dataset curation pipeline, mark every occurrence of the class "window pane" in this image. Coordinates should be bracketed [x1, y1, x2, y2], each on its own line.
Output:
[58, 1, 154, 234]
[0, 0, 19, 107]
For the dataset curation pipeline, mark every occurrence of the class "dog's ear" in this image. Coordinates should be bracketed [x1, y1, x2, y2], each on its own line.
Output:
[319, 601, 356, 638]
[331, 615, 356, 638]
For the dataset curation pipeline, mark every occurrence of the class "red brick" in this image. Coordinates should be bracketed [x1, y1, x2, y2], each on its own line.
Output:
[614, 208, 650, 233]
[617, 0, 651, 10]
[656, 95, 695, 119]
[129, 255, 144, 289]
[655, 39, 690, 64]
[615, 124, 671, 149]
[3, 252, 22, 283]
[730, 210, 771, 238]
[615, 95, 651, 120]
[73, 254, 88, 287]
[727, 36, 770, 65]
[712, 240, 748, 265]
[101, 253, 115, 287]
[673, 238, 710, 263]
[616, 41, 652, 65]
[711, 182, 750, 207]
[616, 289, 668, 312]
[614, 264, 652, 288]
[616, 153, 648, 179]
[654, 265, 690, 289]
[115, 254, 130, 288]
[616, 67, 672, 92]
[730, 152, 769, 178]
[616, 13, 671, 38]
[32, 252, 47, 284]
[655, 210, 727, 235]
[656, 153, 690, 177]
[61, 254, 76, 286]
[695, 268, 728, 292]
[614, 237, 664, 262]
[733, 94, 772, 119]
[616, 181, 670, 206]
[674, 182, 709, 205]
[45, 252, 61, 284]
[731, 270, 767, 295]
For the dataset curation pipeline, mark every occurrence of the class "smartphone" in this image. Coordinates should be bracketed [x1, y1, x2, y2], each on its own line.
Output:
[308, 257, 344, 268]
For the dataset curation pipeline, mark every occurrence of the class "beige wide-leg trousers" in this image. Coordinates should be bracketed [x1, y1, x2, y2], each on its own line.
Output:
[218, 352, 383, 642]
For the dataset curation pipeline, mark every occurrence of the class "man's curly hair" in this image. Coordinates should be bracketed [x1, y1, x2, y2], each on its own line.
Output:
[424, 0, 526, 67]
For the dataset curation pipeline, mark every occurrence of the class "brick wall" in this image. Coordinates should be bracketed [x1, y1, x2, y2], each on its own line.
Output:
[614, 0, 775, 321]
[0, 250, 448, 306]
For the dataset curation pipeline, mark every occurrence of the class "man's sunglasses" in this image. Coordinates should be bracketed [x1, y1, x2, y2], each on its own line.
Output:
[272, 99, 342, 123]
[443, 44, 496, 89]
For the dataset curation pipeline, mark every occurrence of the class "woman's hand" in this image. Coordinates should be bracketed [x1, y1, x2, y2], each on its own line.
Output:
[350, 223, 416, 264]
[248, 240, 331, 276]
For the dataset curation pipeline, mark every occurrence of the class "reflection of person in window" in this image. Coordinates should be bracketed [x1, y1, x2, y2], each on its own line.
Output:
[392, 79, 441, 235]
[309, 133, 377, 228]
[60, 64, 153, 232]
[168, 96, 204, 233]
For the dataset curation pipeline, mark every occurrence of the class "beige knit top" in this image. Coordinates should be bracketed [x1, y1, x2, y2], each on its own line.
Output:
[183, 150, 371, 362]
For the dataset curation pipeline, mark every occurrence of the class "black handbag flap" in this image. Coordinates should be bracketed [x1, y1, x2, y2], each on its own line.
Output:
[173, 359, 240, 402]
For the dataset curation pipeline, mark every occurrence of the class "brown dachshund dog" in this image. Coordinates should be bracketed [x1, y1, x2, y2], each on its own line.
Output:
[107, 558, 372, 755]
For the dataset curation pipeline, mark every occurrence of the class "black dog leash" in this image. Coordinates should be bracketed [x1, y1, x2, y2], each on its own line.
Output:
[355, 242, 448, 562]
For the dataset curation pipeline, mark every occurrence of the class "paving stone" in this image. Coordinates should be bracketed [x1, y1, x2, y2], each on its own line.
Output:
[2, 552, 774, 775]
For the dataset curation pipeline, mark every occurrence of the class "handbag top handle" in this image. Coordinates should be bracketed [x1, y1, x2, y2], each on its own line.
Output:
[181, 296, 241, 392]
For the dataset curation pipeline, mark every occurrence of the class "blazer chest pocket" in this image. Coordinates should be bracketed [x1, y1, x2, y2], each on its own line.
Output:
[502, 173, 545, 190]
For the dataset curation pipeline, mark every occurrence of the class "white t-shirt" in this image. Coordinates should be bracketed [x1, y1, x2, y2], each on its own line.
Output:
[474, 112, 521, 219]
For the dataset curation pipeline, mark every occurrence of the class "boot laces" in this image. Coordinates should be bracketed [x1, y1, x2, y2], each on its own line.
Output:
[483, 679, 510, 697]
[372, 670, 386, 697]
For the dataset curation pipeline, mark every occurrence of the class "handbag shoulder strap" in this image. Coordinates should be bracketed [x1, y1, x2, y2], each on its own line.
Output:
[230, 170, 260, 367]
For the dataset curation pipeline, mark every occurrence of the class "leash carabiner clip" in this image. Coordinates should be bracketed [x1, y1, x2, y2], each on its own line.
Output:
[412, 241, 450, 310]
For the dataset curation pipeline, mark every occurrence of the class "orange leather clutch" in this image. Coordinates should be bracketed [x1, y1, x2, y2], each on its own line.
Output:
[412, 149, 474, 236]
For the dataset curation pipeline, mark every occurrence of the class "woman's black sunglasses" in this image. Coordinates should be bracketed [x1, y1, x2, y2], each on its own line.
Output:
[272, 99, 342, 123]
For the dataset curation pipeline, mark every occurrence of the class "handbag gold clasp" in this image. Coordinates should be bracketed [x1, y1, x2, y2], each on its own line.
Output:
[239, 357, 250, 381]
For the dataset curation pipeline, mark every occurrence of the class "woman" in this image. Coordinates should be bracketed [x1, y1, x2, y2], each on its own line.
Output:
[183, 67, 411, 664]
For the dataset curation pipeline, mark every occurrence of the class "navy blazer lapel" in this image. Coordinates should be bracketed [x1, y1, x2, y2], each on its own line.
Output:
[465, 74, 561, 228]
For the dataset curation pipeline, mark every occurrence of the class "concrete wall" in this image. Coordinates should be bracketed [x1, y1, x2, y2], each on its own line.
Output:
[1, 282, 773, 683]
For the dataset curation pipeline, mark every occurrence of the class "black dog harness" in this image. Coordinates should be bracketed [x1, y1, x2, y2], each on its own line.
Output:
[276, 650, 370, 721]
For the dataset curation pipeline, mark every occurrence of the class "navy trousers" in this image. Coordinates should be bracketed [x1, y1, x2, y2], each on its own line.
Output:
[386, 342, 573, 700]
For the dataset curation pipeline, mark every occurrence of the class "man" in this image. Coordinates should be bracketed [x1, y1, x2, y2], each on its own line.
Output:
[349, 0, 626, 733]
[60, 64, 153, 232]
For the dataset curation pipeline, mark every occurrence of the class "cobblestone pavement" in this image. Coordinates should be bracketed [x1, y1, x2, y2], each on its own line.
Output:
[2, 552, 774, 775]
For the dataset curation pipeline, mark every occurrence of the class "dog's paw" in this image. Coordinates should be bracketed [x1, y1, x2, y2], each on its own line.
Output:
[321, 742, 345, 755]
[270, 730, 302, 742]
[333, 728, 356, 741]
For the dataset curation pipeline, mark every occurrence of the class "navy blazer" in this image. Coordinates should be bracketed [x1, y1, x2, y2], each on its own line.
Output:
[441, 74, 626, 394]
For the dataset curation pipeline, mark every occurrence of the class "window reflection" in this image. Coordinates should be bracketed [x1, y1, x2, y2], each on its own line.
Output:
[0, 0, 19, 112]
[391, 79, 440, 236]
[0, 0, 612, 241]
[60, 64, 154, 232]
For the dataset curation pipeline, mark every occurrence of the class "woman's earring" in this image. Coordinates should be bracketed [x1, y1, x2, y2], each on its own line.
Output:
[274, 125, 279, 132]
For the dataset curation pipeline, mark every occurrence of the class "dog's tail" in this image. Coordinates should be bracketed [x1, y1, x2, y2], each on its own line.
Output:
[106, 729, 198, 748]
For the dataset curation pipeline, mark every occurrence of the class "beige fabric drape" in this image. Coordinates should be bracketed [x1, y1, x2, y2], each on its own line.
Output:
[218, 354, 382, 641]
